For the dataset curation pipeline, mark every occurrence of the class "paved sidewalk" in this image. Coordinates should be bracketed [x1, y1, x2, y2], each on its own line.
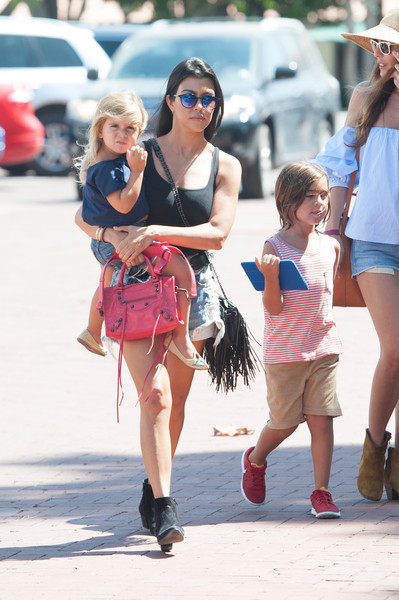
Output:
[0, 174, 398, 600]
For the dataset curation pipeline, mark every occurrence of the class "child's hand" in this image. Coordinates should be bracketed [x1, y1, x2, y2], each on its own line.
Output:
[126, 145, 147, 173]
[255, 254, 280, 279]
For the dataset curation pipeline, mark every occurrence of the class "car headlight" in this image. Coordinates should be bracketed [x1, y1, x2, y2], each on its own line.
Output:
[8, 87, 34, 104]
[66, 98, 98, 123]
[223, 95, 256, 123]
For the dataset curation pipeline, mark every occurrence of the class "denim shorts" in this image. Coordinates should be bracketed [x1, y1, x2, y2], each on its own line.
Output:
[189, 264, 221, 341]
[91, 239, 121, 267]
[351, 239, 399, 278]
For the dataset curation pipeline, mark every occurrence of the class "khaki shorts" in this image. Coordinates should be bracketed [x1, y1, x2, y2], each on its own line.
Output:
[265, 354, 342, 430]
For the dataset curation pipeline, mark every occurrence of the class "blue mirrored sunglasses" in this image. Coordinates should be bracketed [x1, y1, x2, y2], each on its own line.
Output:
[172, 93, 219, 110]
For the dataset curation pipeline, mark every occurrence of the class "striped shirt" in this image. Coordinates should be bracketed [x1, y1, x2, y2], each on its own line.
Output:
[263, 233, 342, 364]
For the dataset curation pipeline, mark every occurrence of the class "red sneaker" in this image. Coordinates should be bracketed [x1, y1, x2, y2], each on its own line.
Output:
[241, 447, 267, 505]
[310, 488, 341, 519]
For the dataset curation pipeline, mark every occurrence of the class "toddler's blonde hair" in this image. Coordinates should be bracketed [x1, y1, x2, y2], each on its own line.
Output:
[75, 90, 148, 183]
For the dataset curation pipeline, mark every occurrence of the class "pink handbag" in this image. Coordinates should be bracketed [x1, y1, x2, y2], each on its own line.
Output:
[99, 256, 180, 341]
[97, 243, 196, 341]
[96, 243, 196, 420]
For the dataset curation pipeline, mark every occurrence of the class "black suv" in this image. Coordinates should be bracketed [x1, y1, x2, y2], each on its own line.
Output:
[67, 18, 340, 198]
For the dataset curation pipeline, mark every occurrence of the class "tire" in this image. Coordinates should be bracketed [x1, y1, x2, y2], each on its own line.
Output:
[241, 124, 273, 199]
[30, 109, 72, 176]
[3, 164, 29, 176]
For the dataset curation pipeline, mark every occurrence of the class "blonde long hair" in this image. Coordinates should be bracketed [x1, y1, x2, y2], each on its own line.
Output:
[75, 90, 148, 183]
[354, 63, 396, 147]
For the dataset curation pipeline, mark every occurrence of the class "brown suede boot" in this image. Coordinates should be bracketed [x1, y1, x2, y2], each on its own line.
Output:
[384, 447, 399, 500]
[357, 429, 391, 501]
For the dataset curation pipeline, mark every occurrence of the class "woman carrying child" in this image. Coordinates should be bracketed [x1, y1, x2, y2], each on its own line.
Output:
[76, 90, 207, 370]
[76, 59, 241, 550]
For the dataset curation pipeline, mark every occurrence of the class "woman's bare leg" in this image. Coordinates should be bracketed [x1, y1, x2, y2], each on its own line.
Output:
[123, 336, 173, 498]
[357, 271, 399, 446]
[167, 340, 204, 456]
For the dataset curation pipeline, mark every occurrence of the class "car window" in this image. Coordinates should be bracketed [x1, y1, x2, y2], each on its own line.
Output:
[263, 30, 302, 78]
[110, 36, 254, 82]
[0, 34, 38, 67]
[0, 34, 83, 68]
[32, 37, 83, 67]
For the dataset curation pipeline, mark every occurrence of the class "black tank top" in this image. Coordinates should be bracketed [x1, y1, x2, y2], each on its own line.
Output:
[143, 139, 219, 231]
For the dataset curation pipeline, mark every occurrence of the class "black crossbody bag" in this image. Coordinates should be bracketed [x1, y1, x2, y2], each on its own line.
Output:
[150, 137, 261, 392]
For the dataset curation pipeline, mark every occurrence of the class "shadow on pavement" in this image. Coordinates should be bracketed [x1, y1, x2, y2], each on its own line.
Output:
[1, 445, 398, 561]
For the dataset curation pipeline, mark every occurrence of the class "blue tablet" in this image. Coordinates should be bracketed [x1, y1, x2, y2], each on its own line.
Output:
[241, 260, 309, 291]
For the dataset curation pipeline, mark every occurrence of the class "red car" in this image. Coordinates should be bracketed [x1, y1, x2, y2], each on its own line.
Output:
[0, 84, 44, 167]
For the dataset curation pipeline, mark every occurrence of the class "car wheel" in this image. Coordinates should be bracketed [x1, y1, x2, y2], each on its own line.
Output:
[241, 124, 273, 199]
[31, 109, 72, 176]
[3, 164, 29, 176]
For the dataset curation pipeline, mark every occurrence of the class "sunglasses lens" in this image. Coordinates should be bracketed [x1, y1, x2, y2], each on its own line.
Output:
[180, 94, 197, 108]
[371, 40, 391, 55]
[202, 96, 216, 109]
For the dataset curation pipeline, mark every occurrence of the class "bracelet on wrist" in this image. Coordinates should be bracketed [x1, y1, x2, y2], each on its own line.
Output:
[324, 229, 340, 236]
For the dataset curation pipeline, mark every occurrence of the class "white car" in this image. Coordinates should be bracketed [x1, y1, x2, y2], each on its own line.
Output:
[0, 16, 111, 175]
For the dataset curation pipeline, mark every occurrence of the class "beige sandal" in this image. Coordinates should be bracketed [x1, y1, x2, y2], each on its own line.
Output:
[164, 333, 208, 370]
[77, 329, 107, 357]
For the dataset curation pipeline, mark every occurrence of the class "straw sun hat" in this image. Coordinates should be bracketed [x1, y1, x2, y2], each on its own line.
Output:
[341, 9, 399, 53]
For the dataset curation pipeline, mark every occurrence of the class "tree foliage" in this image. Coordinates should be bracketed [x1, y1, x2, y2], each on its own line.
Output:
[0, 0, 364, 24]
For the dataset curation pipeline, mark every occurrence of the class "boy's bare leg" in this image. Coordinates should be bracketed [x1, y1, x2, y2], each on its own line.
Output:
[306, 415, 334, 490]
[249, 424, 297, 466]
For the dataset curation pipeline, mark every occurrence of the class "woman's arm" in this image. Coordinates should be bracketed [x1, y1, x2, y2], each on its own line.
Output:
[331, 237, 341, 278]
[255, 242, 283, 315]
[324, 84, 365, 257]
[114, 150, 242, 266]
[345, 82, 366, 127]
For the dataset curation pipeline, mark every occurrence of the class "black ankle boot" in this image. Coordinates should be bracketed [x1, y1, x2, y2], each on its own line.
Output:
[138, 479, 156, 535]
[154, 496, 184, 551]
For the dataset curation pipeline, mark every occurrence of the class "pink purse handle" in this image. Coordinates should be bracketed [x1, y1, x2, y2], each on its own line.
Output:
[97, 243, 196, 311]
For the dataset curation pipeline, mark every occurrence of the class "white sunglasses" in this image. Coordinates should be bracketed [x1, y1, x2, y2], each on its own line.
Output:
[370, 39, 393, 55]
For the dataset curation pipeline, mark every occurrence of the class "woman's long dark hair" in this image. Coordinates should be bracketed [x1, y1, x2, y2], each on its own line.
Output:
[156, 57, 224, 141]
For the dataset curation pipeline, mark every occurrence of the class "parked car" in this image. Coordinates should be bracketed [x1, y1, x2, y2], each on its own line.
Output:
[66, 18, 340, 198]
[0, 16, 111, 176]
[0, 126, 5, 161]
[77, 23, 149, 57]
[0, 84, 44, 168]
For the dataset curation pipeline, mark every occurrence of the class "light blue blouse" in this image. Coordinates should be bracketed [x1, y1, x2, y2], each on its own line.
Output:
[315, 126, 399, 244]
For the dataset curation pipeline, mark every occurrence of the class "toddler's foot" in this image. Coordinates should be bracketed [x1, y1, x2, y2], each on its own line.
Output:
[310, 488, 341, 519]
[164, 333, 208, 370]
[77, 329, 107, 357]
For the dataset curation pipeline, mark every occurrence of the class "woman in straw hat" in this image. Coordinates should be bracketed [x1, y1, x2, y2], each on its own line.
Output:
[315, 9, 399, 502]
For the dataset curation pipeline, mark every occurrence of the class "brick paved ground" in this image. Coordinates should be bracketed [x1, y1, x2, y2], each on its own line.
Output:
[0, 174, 398, 600]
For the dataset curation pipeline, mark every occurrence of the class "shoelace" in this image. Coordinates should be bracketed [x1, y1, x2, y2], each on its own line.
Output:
[249, 464, 265, 488]
[313, 489, 333, 506]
